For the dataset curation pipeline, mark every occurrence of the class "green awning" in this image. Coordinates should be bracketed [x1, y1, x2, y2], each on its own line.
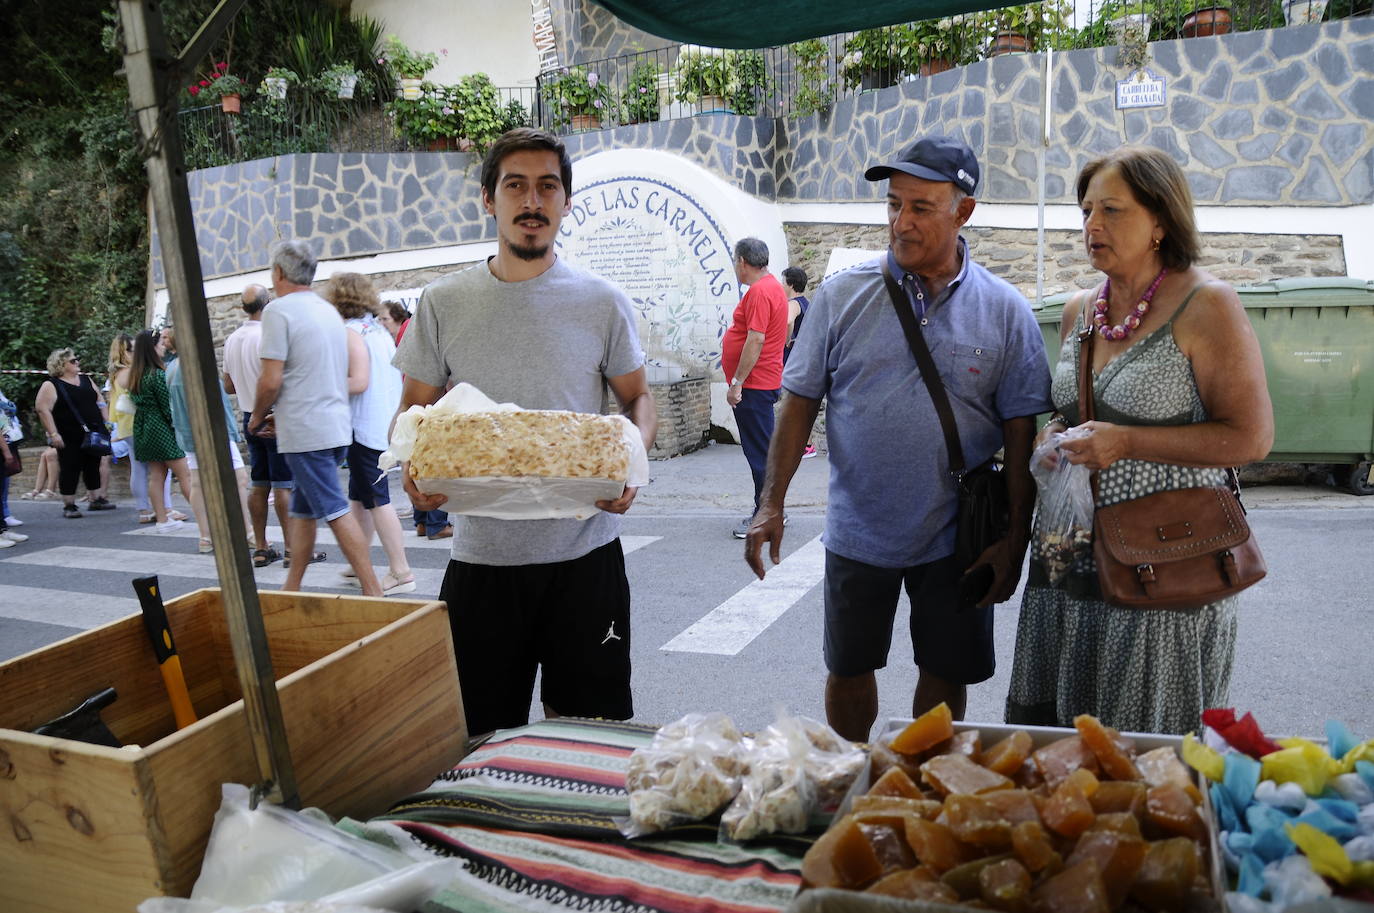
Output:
[590, 0, 1007, 48]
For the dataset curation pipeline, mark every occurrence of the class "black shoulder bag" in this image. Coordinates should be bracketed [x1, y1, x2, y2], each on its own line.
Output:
[53, 375, 112, 457]
[880, 262, 1008, 608]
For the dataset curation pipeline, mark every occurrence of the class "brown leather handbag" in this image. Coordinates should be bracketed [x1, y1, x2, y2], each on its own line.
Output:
[1077, 321, 1266, 610]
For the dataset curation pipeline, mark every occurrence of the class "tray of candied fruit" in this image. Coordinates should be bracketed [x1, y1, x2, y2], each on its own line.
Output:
[790, 705, 1223, 913]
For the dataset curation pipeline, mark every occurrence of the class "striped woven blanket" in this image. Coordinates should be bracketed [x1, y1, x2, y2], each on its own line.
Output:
[363, 717, 810, 913]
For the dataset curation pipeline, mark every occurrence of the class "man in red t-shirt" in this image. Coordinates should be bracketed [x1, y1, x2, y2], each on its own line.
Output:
[720, 237, 790, 539]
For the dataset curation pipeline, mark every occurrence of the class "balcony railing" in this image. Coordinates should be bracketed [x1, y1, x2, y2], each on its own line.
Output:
[177, 0, 1368, 169]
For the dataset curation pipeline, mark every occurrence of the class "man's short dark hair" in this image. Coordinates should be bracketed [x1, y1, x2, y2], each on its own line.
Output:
[782, 266, 808, 294]
[243, 286, 270, 315]
[734, 237, 769, 269]
[480, 128, 573, 201]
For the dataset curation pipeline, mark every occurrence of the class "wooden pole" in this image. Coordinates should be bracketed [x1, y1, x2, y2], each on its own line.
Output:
[117, 0, 298, 809]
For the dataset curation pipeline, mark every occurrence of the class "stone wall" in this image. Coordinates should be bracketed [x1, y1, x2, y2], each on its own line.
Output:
[778, 20, 1373, 206]
[783, 225, 1349, 300]
[648, 376, 711, 459]
[551, 0, 675, 66]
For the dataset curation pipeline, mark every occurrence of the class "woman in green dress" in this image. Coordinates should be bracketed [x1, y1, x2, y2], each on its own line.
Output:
[128, 328, 195, 532]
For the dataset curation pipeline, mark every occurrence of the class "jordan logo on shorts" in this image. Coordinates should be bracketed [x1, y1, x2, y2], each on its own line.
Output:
[601, 622, 620, 644]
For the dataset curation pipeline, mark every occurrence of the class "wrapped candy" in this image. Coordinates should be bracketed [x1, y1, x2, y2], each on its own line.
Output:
[1184, 731, 1225, 782]
[1261, 739, 1339, 796]
[1202, 708, 1283, 759]
[1029, 426, 1095, 584]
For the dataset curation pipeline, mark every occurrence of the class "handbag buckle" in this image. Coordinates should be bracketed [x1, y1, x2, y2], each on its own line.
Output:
[1135, 563, 1157, 595]
[1219, 549, 1239, 585]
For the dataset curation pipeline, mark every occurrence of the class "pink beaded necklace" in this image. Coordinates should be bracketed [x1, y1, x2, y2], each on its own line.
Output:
[1092, 267, 1167, 341]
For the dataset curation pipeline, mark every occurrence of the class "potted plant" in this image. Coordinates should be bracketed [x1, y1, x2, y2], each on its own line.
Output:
[905, 15, 978, 74]
[788, 38, 833, 117]
[841, 26, 909, 90]
[1099, 0, 1158, 44]
[983, 0, 1075, 55]
[381, 34, 439, 99]
[1181, 0, 1233, 36]
[1282, 0, 1328, 24]
[543, 65, 614, 130]
[386, 82, 459, 149]
[193, 63, 248, 114]
[673, 47, 761, 114]
[319, 62, 366, 99]
[729, 50, 768, 115]
[623, 58, 661, 124]
[450, 73, 505, 152]
[500, 98, 531, 132]
[260, 66, 298, 101]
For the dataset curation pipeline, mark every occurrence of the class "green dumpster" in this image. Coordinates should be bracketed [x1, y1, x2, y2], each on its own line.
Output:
[1031, 278, 1374, 495]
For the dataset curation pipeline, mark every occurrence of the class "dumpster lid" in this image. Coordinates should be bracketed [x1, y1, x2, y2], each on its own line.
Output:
[1236, 277, 1374, 297]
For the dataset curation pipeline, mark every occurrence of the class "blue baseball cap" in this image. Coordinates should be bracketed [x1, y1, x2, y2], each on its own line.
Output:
[864, 135, 979, 195]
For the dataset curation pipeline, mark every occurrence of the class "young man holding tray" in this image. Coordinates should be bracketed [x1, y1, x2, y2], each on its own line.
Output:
[394, 128, 657, 737]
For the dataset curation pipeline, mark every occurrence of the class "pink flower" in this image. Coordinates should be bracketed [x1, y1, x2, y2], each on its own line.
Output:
[441, 48, 449, 56]
[593, 98, 603, 108]
[587, 71, 600, 88]
[377, 57, 385, 65]
[189, 85, 200, 95]
[199, 80, 209, 87]
[639, 86, 648, 94]
[216, 61, 228, 71]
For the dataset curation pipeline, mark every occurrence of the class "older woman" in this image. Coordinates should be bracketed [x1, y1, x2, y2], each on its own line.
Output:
[1006, 146, 1273, 735]
[34, 348, 115, 518]
[324, 272, 415, 595]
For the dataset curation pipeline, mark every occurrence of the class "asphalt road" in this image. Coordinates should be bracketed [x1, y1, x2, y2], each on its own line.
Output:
[2, 442, 1370, 741]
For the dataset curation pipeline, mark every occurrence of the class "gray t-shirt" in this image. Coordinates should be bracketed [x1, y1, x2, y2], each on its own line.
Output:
[258, 289, 352, 454]
[393, 257, 645, 566]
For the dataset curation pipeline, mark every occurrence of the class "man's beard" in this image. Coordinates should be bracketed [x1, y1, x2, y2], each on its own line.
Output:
[505, 236, 551, 261]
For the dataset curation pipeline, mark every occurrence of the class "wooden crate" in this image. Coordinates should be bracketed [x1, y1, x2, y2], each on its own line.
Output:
[0, 588, 467, 913]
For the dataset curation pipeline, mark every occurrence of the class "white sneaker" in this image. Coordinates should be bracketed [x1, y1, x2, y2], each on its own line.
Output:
[155, 519, 186, 533]
[4, 516, 21, 526]
[0, 537, 14, 548]
[381, 572, 417, 596]
[2, 530, 29, 542]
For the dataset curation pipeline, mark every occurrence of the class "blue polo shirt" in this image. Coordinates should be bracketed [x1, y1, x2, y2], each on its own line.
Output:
[782, 244, 1053, 569]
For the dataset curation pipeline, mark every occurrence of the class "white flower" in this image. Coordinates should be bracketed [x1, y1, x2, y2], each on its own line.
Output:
[593, 98, 603, 108]
[587, 71, 600, 88]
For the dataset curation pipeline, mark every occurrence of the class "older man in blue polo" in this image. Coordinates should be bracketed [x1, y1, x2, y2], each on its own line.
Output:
[743, 135, 1052, 741]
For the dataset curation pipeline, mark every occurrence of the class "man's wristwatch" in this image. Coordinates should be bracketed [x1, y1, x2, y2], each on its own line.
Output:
[730, 377, 741, 387]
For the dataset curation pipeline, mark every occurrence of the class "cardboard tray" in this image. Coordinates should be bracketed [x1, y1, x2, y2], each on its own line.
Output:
[787, 719, 1226, 913]
[0, 588, 468, 913]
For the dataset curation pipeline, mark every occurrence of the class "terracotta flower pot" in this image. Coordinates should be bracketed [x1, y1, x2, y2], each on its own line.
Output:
[219, 93, 241, 114]
[919, 58, 955, 77]
[1182, 7, 1233, 37]
[425, 137, 453, 152]
[570, 113, 602, 131]
[988, 31, 1032, 56]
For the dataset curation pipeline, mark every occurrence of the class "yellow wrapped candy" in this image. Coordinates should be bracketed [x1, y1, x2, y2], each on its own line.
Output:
[1287, 822, 1352, 885]
[1183, 732, 1225, 782]
[1339, 738, 1374, 773]
[1262, 739, 1341, 796]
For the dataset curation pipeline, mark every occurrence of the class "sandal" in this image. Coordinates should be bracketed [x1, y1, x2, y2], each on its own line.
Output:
[138, 510, 156, 524]
[198, 538, 213, 554]
[282, 549, 326, 569]
[168, 509, 188, 521]
[252, 546, 281, 568]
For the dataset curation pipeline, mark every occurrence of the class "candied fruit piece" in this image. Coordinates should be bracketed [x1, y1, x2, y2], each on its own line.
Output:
[1066, 829, 1147, 908]
[945, 794, 1013, 849]
[869, 742, 926, 791]
[1089, 780, 1146, 818]
[866, 869, 960, 902]
[1062, 766, 1100, 799]
[984, 788, 1042, 827]
[1032, 736, 1101, 790]
[1130, 836, 1200, 912]
[801, 816, 882, 888]
[904, 816, 974, 873]
[868, 764, 923, 799]
[1029, 860, 1110, 913]
[1042, 778, 1096, 838]
[890, 702, 955, 755]
[1087, 811, 1142, 838]
[1074, 714, 1142, 782]
[943, 852, 1014, 899]
[980, 857, 1033, 912]
[922, 752, 1014, 797]
[1137, 746, 1203, 803]
[1011, 820, 1062, 874]
[851, 794, 942, 820]
[1145, 782, 1207, 841]
[946, 728, 983, 761]
[984, 730, 1034, 777]
[861, 821, 917, 874]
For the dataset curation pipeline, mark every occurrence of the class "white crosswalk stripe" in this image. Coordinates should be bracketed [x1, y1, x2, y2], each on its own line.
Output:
[660, 535, 826, 656]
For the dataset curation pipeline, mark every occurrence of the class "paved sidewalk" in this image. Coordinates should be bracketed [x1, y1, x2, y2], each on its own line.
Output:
[637, 441, 830, 517]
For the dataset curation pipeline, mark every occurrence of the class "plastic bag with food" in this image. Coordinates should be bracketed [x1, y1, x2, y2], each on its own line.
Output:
[1030, 425, 1095, 583]
[619, 712, 748, 837]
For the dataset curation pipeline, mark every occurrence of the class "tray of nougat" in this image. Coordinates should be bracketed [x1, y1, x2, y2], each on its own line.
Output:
[790, 704, 1224, 913]
[408, 409, 637, 520]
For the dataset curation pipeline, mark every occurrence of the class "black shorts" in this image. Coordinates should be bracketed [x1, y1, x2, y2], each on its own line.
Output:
[823, 550, 994, 685]
[439, 539, 632, 736]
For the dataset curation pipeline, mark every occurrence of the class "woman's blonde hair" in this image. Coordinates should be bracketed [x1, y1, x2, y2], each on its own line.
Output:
[46, 348, 77, 376]
[324, 272, 381, 320]
[1076, 146, 1200, 271]
[108, 333, 133, 373]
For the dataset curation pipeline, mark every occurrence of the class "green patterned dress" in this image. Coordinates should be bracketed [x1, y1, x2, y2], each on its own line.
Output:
[131, 368, 185, 463]
[1006, 288, 1238, 735]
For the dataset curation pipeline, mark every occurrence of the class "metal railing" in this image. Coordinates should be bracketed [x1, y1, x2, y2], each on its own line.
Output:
[177, 0, 1368, 166]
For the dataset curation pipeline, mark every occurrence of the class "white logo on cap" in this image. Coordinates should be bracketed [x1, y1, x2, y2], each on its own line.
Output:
[957, 168, 973, 187]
